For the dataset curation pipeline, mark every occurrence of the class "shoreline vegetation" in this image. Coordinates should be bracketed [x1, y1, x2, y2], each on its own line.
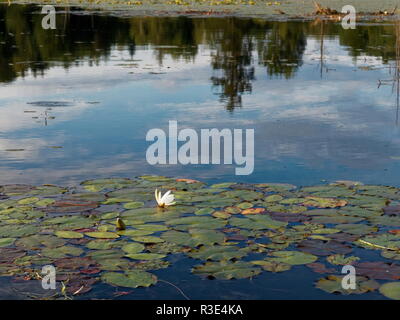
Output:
[3, 0, 400, 20]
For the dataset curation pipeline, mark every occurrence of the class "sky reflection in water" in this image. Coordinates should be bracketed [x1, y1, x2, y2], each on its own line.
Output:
[1, 5, 400, 187]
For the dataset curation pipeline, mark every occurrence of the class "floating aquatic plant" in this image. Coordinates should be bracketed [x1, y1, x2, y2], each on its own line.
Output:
[154, 189, 176, 207]
[0, 176, 400, 299]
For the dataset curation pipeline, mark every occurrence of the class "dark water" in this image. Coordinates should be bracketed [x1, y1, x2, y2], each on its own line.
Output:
[1, 4, 400, 300]
[1, 4, 400, 189]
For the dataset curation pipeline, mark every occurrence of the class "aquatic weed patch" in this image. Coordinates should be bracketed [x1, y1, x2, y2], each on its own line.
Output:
[1, 178, 400, 299]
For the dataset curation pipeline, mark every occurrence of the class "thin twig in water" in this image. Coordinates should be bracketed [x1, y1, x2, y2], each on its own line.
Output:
[159, 279, 190, 300]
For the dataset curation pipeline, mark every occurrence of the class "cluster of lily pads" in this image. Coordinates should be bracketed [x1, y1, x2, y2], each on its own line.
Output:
[1, 176, 400, 299]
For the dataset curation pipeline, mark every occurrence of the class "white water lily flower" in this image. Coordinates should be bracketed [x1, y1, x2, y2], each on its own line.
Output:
[155, 189, 176, 207]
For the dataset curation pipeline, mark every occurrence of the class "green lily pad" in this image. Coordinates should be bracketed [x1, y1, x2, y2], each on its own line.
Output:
[35, 199, 55, 207]
[356, 234, 400, 251]
[86, 240, 120, 250]
[123, 202, 145, 209]
[229, 216, 287, 230]
[316, 275, 379, 295]
[117, 229, 154, 237]
[101, 270, 157, 288]
[379, 282, 400, 300]
[55, 231, 84, 239]
[195, 208, 214, 215]
[335, 224, 377, 235]
[269, 251, 318, 265]
[125, 253, 166, 260]
[131, 236, 165, 243]
[85, 232, 119, 239]
[0, 238, 15, 247]
[192, 261, 262, 280]
[17, 197, 40, 205]
[381, 250, 400, 260]
[41, 246, 84, 258]
[122, 243, 145, 254]
[135, 224, 168, 232]
[188, 245, 248, 261]
[326, 254, 360, 265]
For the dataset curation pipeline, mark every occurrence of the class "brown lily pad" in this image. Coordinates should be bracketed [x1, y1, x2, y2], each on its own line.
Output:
[306, 262, 336, 274]
[353, 261, 400, 280]
[325, 233, 359, 242]
[54, 257, 99, 271]
[383, 205, 400, 217]
[297, 239, 352, 256]
[0, 248, 26, 264]
[241, 208, 265, 215]
[269, 212, 309, 222]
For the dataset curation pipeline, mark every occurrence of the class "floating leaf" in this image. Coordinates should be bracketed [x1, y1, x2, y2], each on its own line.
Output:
[335, 224, 377, 235]
[301, 196, 347, 208]
[306, 262, 336, 274]
[379, 282, 400, 300]
[326, 254, 360, 265]
[41, 246, 83, 258]
[131, 260, 170, 271]
[195, 208, 214, 215]
[241, 208, 265, 215]
[101, 270, 157, 288]
[131, 236, 165, 243]
[122, 243, 145, 254]
[353, 261, 400, 280]
[188, 245, 248, 261]
[18, 197, 39, 205]
[55, 231, 84, 239]
[381, 250, 400, 260]
[192, 261, 261, 280]
[123, 202, 144, 209]
[298, 239, 352, 256]
[316, 275, 379, 294]
[0, 238, 15, 247]
[212, 211, 231, 219]
[85, 232, 119, 239]
[251, 260, 291, 272]
[86, 240, 120, 250]
[125, 253, 166, 260]
[269, 251, 317, 265]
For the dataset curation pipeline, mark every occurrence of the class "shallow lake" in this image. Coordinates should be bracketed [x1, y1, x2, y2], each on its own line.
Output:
[1, 4, 400, 300]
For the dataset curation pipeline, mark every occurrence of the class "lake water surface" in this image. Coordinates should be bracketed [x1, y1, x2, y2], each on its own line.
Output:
[2, 5, 400, 188]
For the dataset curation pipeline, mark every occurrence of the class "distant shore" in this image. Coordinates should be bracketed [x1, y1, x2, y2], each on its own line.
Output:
[4, 0, 400, 20]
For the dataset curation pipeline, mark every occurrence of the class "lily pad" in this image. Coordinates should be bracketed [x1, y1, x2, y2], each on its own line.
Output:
[131, 236, 165, 243]
[298, 239, 352, 256]
[85, 232, 120, 239]
[122, 243, 145, 254]
[0, 238, 16, 247]
[55, 231, 84, 239]
[101, 270, 157, 288]
[188, 245, 248, 261]
[326, 254, 360, 265]
[268, 251, 317, 265]
[123, 202, 145, 209]
[379, 282, 400, 300]
[316, 275, 379, 294]
[251, 260, 291, 272]
[192, 261, 262, 280]
[125, 253, 166, 260]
